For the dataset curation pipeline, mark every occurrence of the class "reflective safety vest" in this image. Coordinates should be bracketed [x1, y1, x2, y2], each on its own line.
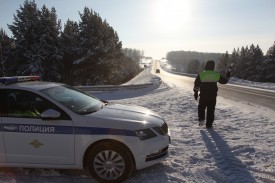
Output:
[9, 109, 40, 118]
[199, 70, 221, 82]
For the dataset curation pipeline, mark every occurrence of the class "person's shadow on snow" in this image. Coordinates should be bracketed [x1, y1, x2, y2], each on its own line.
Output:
[200, 129, 256, 183]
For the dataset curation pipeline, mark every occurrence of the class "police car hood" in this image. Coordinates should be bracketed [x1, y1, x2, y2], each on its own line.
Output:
[83, 103, 164, 129]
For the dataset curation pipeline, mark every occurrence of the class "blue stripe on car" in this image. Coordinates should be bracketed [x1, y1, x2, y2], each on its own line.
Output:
[74, 127, 136, 136]
[2, 124, 137, 137]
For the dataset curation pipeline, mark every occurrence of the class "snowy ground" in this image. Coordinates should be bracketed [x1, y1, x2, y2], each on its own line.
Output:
[1, 69, 275, 183]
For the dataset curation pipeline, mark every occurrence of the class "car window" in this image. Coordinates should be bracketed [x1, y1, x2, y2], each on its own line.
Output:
[5, 89, 69, 119]
[40, 85, 104, 114]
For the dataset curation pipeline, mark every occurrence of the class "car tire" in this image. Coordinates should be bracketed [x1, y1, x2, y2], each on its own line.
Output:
[87, 141, 134, 183]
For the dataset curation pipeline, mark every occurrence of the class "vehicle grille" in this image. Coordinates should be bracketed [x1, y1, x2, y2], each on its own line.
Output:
[145, 146, 169, 162]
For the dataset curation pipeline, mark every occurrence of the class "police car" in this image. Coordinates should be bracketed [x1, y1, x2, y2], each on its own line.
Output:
[0, 76, 170, 183]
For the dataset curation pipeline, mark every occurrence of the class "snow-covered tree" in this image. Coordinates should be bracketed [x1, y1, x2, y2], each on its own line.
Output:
[8, 0, 41, 76]
[247, 44, 263, 81]
[234, 46, 250, 79]
[8, 0, 62, 81]
[6, 2, 141, 84]
[0, 29, 14, 76]
[229, 48, 240, 76]
[122, 48, 143, 64]
[263, 43, 275, 82]
[39, 5, 62, 81]
[217, 51, 230, 74]
[226, 44, 264, 81]
[186, 59, 200, 74]
[60, 19, 80, 85]
[75, 7, 137, 85]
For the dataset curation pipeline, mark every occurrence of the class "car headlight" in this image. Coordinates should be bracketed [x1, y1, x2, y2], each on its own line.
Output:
[135, 128, 157, 140]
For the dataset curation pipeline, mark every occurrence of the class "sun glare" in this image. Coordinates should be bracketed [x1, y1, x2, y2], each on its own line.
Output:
[153, 0, 192, 34]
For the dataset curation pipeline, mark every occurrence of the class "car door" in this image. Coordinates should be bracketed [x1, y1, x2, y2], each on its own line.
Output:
[0, 90, 6, 163]
[2, 89, 75, 165]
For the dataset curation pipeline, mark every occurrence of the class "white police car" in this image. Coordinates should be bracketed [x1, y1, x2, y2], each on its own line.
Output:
[0, 76, 170, 183]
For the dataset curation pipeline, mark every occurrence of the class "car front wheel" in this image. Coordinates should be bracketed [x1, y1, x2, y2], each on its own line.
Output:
[87, 141, 134, 183]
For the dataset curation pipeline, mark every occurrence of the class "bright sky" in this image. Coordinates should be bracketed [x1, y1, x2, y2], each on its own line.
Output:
[1, 0, 275, 59]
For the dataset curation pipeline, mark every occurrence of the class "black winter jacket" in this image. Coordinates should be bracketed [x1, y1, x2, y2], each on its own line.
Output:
[194, 70, 230, 98]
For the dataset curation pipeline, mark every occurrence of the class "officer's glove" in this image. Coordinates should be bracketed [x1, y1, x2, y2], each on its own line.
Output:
[226, 63, 233, 79]
[226, 71, 231, 79]
[194, 92, 198, 100]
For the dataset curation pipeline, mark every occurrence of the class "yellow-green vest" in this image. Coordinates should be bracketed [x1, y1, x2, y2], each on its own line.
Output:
[199, 70, 221, 82]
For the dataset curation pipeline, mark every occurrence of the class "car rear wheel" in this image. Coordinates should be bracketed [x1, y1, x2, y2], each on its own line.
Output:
[87, 142, 134, 183]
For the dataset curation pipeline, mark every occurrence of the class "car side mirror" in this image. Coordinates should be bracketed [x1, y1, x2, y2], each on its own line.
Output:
[41, 109, 61, 120]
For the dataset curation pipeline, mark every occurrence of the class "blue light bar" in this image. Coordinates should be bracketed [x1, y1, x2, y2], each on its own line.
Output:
[0, 76, 40, 84]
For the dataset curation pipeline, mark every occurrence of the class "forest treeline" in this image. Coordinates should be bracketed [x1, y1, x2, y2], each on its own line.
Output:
[166, 51, 223, 73]
[166, 43, 275, 83]
[0, 0, 143, 85]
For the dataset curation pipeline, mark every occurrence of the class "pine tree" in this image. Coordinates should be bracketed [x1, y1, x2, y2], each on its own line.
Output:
[8, 0, 41, 76]
[60, 19, 80, 85]
[248, 44, 263, 81]
[76, 7, 104, 84]
[76, 7, 125, 85]
[263, 43, 275, 82]
[235, 46, 250, 79]
[8, 1, 62, 81]
[122, 48, 143, 64]
[186, 59, 200, 74]
[0, 29, 14, 76]
[6, 2, 141, 84]
[229, 48, 240, 77]
[217, 51, 229, 74]
[39, 5, 62, 81]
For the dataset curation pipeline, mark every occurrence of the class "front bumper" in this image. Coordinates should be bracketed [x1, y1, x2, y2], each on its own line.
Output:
[145, 146, 169, 162]
[132, 133, 170, 170]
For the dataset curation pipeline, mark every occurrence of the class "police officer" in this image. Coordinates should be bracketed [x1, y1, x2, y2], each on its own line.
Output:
[193, 60, 230, 129]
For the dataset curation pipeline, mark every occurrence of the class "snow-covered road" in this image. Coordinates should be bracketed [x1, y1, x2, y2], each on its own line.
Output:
[0, 68, 275, 183]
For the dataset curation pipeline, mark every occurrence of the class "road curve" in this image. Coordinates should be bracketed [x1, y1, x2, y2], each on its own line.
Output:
[153, 61, 275, 111]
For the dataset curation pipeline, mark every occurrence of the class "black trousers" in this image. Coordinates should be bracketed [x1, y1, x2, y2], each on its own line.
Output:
[198, 96, 216, 127]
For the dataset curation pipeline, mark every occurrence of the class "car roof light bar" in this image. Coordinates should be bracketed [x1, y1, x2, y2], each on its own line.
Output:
[0, 76, 40, 84]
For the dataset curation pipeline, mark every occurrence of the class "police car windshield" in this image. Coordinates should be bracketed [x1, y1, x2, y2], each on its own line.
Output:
[40, 85, 104, 114]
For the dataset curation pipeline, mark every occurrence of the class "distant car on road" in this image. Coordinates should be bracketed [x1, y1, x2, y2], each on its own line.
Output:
[0, 76, 170, 183]
[156, 69, 160, 73]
